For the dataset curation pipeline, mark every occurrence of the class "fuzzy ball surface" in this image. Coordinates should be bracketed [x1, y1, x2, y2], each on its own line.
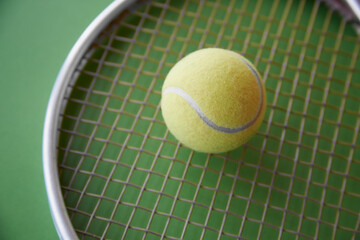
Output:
[161, 48, 266, 153]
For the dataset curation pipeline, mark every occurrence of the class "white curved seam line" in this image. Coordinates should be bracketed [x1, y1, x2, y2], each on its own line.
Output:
[239, 56, 264, 124]
[163, 57, 263, 134]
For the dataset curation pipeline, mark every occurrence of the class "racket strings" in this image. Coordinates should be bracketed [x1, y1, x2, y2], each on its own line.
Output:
[56, 0, 360, 239]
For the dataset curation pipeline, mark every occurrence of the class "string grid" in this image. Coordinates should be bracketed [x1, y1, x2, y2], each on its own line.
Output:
[56, 0, 359, 239]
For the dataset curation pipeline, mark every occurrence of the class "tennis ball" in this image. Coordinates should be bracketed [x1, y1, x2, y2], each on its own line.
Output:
[161, 48, 266, 153]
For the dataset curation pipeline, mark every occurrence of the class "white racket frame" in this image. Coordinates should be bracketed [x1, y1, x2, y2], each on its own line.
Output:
[43, 1, 135, 239]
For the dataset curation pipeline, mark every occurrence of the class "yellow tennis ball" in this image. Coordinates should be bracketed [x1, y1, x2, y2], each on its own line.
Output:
[161, 48, 266, 153]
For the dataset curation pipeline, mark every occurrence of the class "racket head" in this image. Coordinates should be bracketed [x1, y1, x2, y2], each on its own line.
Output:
[43, 0, 360, 239]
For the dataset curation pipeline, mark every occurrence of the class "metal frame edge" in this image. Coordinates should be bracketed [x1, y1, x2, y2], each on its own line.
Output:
[42, 0, 136, 239]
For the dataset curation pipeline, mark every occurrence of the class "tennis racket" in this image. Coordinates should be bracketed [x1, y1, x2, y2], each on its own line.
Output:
[43, 0, 360, 239]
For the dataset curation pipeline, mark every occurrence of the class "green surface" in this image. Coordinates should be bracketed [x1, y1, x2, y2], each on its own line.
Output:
[57, 0, 359, 239]
[0, 1, 112, 239]
[2, 0, 358, 239]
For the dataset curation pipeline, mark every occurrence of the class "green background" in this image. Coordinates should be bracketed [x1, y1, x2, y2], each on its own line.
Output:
[0, 1, 111, 239]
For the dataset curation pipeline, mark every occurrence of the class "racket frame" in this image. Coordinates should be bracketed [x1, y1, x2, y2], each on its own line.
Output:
[42, 1, 135, 239]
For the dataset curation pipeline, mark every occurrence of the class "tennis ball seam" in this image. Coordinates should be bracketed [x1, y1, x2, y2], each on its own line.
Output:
[163, 55, 264, 134]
